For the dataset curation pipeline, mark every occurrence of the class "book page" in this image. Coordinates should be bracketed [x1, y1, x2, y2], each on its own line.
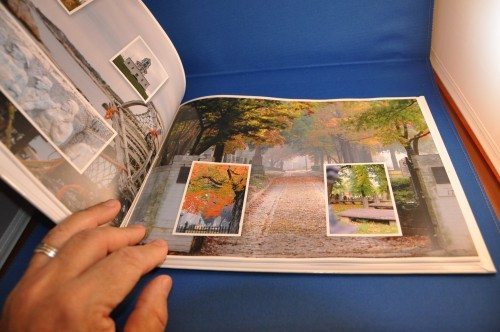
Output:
[0, 0, 185, 222]
[126, 95, 494, 273]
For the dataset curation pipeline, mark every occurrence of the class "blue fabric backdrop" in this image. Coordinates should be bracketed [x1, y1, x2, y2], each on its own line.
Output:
[1, 1, 498, 331]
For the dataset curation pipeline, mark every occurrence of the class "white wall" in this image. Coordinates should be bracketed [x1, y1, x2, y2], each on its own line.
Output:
[431, 0, 500, 173]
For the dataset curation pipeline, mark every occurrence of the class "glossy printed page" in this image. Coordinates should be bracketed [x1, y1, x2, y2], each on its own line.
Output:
[128, 95, 493, 272]
[0, 0, 185, 222]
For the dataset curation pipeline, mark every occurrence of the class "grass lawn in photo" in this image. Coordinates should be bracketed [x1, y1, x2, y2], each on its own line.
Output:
[173, 161, 251, 236]
[332, 204, 398, 235]
[112, 55, 148, 101]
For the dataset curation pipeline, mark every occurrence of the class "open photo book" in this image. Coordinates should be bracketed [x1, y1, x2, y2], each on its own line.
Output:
[0, 0, 494, 274]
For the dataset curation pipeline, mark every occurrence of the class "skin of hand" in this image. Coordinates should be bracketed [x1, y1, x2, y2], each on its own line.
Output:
[0, 199, 171, 332]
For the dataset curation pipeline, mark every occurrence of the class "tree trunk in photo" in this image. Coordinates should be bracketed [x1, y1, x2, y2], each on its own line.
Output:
[347, 142, 355, 163]
[327, 183, 334, 203]
[340, 139, 354, 163]
[189, 127, 205, 155]
[339, 139, 348, 162]
[405, 155, 439, 248]
[352, 145, 361, 162]
[213, 142, 225, 162]
[390, 145, 400, 170]
[362, 196, 369, 208]
[362, 147, 373, 162]
[374, 195, 380, 204]
[319, 150, 325, 166]
[312, 153, 318, 166]
[253, 145, 263, 163]
[251, 145, 265, 174]
[312, 150, 323, 171]
[412, 138, 420, 155]
[229, 190, 245, 234]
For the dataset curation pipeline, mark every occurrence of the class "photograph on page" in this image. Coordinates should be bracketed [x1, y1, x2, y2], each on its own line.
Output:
[110, 36, 169, 103]
[324, 163, 402, 237]
[56, 0, 97, 15]
[0, 5, 115, 173]
[129, 96, 478, 260]
[172, 161, 251, 237]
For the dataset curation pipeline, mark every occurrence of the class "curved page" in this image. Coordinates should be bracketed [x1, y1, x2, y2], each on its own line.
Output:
[0, 0, 185, 222]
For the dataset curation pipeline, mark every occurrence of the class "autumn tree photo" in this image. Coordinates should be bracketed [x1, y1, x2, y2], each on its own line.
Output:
[329, 164, 389, 208]
[179, 162, 250, 234]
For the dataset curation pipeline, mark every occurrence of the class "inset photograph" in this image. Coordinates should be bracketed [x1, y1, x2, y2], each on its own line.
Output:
[110, 36, 169, 102]
[324, 163, 402, 237]
[173, 161, 251, 236]
[0, 5, 115, 173]
[57, 0, 96, 15]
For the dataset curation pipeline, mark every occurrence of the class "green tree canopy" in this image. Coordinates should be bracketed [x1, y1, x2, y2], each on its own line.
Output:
[368, 163, 389, 195]
[187, 98, 308, 161]
[349, 165, 375, 198]
[342, 99, 430, 155]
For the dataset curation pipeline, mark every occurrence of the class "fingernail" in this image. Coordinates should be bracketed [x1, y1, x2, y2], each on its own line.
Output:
[156, 275, 172, 296]
[163, 276, 173, 296]
[104, 199, 119, 207]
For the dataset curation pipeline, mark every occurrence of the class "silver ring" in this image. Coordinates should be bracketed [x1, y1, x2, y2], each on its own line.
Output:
[34, 242, 58, 258]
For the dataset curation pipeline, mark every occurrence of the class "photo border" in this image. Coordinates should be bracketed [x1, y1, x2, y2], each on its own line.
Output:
[172, 161, 252, 237]
[0, 5, 116, 174]
[324, 162, 402, 237]
[109, 36, 169, 103]
[56, 0, 97, 15]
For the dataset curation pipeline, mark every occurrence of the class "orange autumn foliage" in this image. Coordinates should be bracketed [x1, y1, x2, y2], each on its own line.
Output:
[181, 163, 248, 219]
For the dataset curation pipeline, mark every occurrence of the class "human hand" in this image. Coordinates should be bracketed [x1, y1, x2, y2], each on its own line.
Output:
[0, 200, 171, 332]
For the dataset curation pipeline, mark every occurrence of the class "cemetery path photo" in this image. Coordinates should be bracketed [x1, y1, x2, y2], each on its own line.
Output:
[258, 172, 326, 238]
[133, 95, 478, 261]
[199, 171, 433, 258]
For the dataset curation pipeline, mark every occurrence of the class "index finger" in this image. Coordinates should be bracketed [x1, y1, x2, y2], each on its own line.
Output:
[44, 200, 121, 248]
[29, 200, 121, 271]
[77, 239, 168, 309]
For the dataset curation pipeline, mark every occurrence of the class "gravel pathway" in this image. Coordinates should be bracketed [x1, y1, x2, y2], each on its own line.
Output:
[199, 171, 432, 258]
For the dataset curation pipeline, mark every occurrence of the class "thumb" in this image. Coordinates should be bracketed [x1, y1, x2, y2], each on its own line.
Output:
[124, 275, 172, 332]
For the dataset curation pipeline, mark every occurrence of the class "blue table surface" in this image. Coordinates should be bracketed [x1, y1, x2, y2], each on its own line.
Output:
[1, 1, 499, 331]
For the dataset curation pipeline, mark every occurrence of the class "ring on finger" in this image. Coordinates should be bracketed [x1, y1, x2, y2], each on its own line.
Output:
[34, 242, 59, 258]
